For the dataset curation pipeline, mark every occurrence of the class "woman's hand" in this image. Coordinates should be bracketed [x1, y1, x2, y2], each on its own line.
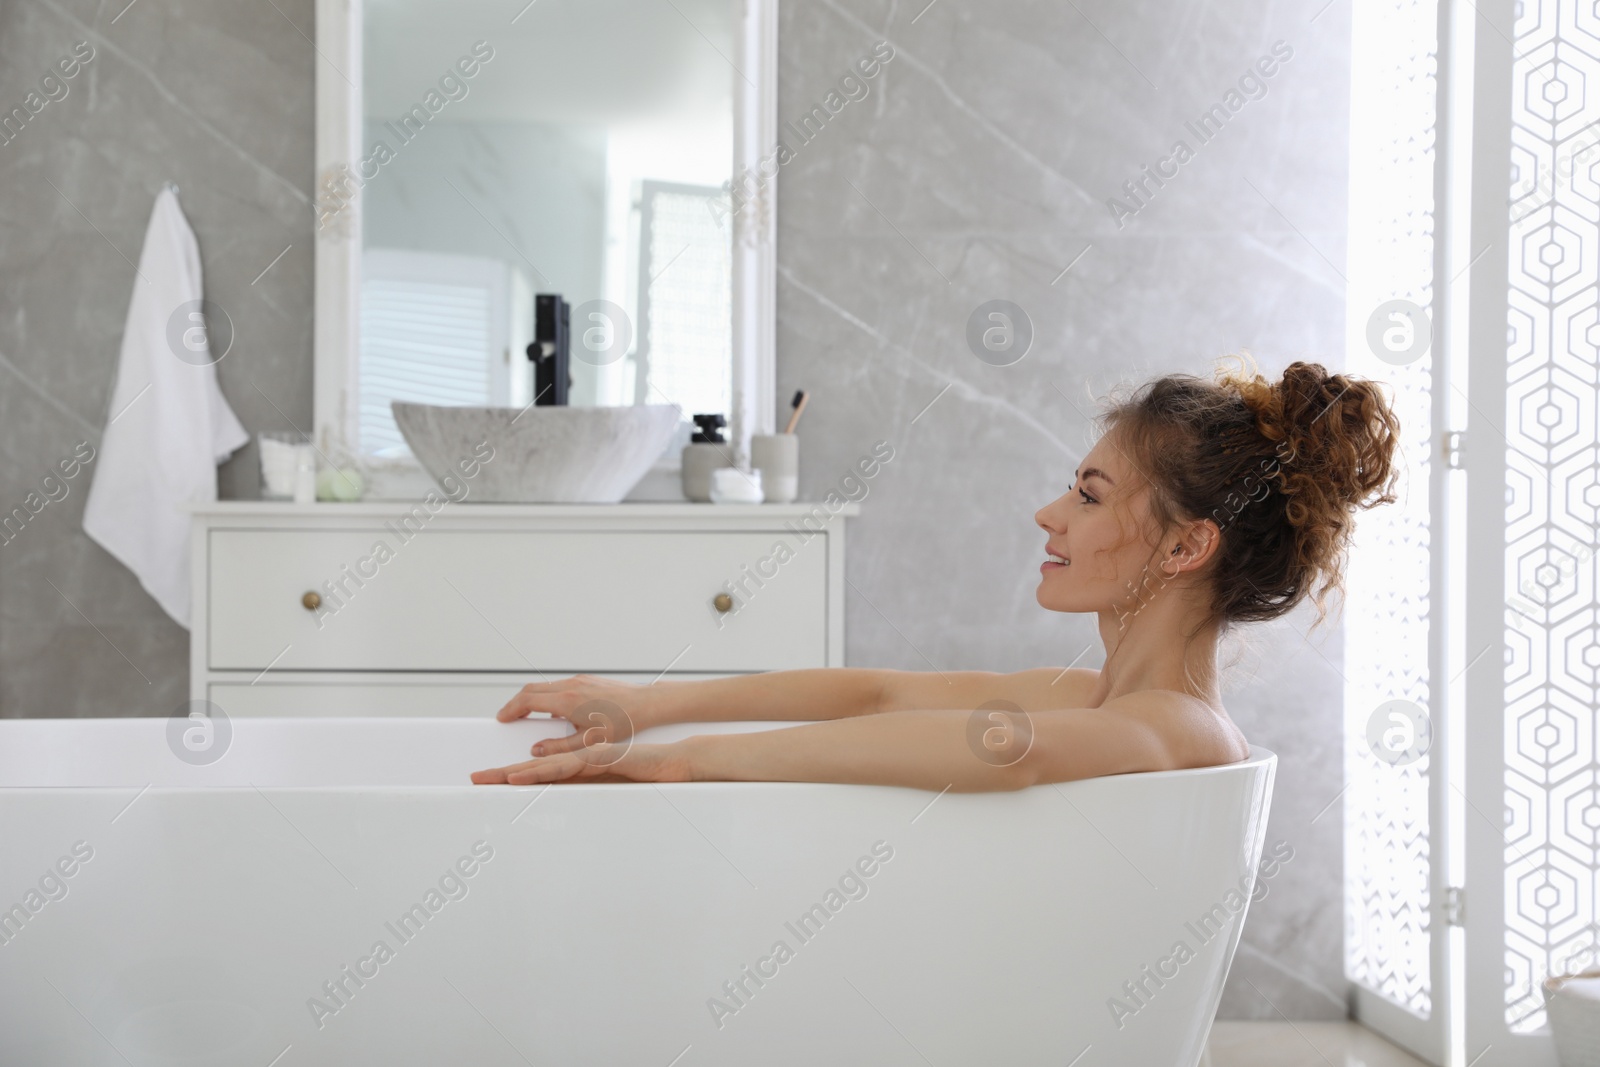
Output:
[470, 740, 694, 785]
[495, 674, 666, 757]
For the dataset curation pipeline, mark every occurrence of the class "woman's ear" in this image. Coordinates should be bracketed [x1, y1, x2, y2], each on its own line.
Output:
[1167, 519, 1222, 575]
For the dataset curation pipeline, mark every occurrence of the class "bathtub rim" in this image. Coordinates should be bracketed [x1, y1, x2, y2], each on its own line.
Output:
[0, 712, 1275, 794]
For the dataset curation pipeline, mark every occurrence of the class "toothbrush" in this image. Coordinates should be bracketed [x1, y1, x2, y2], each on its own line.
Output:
[783, 390, 809, 434]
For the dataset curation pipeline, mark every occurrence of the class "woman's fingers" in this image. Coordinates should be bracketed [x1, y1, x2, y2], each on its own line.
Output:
[470, 747, 599, 785]
[492, 749, 604, 785]
[496, 678, 583, 722]
[495, 675, 616, 722]
[469, 756, 556, 784]
[529, 730, 589, 757]
[471, 742, 676, 786]
[494, 675, 655, 750]
[496, 686, 553, 722]
[495, 690, 535, 722]
[506, 756, 577, 785]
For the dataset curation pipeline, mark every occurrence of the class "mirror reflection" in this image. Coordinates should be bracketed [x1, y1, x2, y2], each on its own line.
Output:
[359, 0, 735, 459]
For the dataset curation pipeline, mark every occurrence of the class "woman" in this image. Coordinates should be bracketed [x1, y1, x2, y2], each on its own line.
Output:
[471, 358, 1400, 792]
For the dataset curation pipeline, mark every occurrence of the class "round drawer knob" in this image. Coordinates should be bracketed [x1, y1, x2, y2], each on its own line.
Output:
[301, 591, 321, 612]
[713, 593, 733, 613]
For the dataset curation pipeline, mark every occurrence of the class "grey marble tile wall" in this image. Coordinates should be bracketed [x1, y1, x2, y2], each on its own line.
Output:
[775, 0, 1351, 1021]
[0, 0, 1350, 1019]
[0, 0, 313, 719]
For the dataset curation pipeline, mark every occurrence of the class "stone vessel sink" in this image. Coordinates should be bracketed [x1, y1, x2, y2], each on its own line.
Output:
[391, 402, 682, 503]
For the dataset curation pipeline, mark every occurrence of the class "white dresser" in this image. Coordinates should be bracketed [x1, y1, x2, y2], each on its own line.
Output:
[188, 502, 856, 716]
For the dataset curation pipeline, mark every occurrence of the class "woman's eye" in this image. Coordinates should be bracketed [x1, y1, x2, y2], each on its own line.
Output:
[1078, 488, 1096, 504]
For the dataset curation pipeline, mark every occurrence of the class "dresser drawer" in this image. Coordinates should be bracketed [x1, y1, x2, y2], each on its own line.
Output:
[208, 529, 827, 672]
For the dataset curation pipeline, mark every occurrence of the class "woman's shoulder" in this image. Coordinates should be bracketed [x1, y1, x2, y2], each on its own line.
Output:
[1002, 670, 1248, 766]
[1105, 688, 1252, 767]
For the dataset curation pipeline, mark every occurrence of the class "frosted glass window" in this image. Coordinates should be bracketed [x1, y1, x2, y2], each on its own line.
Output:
[1342, 0, 1438, 1018]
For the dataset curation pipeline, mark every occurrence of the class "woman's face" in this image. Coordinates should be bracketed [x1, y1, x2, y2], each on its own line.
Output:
[1034, 433, 1164, 614]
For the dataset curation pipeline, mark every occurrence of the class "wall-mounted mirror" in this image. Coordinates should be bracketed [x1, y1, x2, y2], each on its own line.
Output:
[313, 0, 776, 496]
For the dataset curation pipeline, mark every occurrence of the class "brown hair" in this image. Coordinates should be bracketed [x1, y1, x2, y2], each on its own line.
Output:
[1097, 355, 1401, 631]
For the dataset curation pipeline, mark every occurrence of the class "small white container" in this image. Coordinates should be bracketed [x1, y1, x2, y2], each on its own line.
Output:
[709, 466, 762, 504]
[258, 431, 305, 500]
[750, 433, 799, 503]
[1545, 971, 1600, 1066]
[292, 445, 317, 505]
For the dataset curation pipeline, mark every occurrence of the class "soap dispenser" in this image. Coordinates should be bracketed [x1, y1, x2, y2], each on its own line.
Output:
[681, 413, 733, 502]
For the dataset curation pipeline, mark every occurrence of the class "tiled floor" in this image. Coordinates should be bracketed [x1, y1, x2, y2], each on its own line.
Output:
[1202, 1021, 1433, 1066]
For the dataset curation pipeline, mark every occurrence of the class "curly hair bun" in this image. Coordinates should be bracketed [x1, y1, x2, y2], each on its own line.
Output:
[1226, 359, 1401, 524]
[1100, 355, 1403, 630]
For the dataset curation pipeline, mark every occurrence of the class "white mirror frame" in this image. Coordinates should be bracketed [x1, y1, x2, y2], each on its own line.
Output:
[311, 0, 778, 496]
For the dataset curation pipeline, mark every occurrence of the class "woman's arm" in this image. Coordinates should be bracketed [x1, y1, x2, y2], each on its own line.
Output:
[661, 667, 1099, 721]
[492, 670, 892, 759]
[874, 667, 1098, 714]
[501, 667, 1097, 729]
[493, 666, 1101, 760]
[471, 695, 1185, 792]
[647, 668, 890, 724]
[684, 700, 1177, 791]
[493, 670, 886, 732]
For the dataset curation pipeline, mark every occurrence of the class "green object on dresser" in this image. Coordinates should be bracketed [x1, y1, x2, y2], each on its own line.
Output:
[316, 466, 365, 502]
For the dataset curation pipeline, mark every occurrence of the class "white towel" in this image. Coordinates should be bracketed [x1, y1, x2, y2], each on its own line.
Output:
[83, 185, 249, 629]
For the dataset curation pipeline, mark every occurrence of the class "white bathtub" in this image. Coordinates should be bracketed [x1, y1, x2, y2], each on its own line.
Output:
[0, 717, 1274, 1066]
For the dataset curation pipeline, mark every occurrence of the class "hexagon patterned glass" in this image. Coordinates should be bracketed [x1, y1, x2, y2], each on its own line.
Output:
[1502, 0, 1600, 1034]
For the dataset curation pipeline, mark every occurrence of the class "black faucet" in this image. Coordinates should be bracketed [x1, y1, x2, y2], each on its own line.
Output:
[527, 294, 570, 405]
